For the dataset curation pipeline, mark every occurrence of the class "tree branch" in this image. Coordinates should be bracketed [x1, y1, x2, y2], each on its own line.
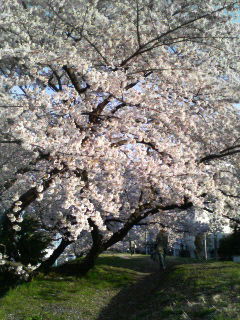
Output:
[62, 65, 90, 96]
[136, 0, 141, 48]
[0, 152, 51, 196]
[0, 140, 22, 144]
[103, 197, 193, 249]
[120, 2, 237, 67]
[6, 163, 68, 215]
[88, 95, 113, 123]
[222, 215, 240, 225]
[199, 149, 240, 163]
[219, 189, 240, 199]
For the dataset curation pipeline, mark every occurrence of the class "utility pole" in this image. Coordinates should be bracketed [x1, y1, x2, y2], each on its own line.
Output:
[204, 233, 208, 261]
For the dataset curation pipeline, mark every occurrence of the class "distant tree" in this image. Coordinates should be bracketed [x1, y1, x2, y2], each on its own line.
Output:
[218, 228, 240, 260]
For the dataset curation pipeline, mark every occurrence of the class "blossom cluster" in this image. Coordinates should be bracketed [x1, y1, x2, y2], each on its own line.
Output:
[0, 0, 239, 261]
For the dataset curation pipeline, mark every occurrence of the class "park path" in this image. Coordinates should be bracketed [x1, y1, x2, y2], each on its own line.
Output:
[97, 255, 173, 320]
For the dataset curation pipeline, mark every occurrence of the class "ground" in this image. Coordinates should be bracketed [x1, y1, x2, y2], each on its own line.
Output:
[0, 254, 240, 320]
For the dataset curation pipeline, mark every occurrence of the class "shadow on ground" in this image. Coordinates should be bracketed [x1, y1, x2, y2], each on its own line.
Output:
[97, 273, 163, 320]
[96, 255, 160, 272]
[0, 281, 17, 299]
[96, 256, 167, 320]
[54, 254, 162, 277]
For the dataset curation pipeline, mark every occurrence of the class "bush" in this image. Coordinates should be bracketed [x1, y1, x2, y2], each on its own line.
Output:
[218, 229, 240, 260]
[179, 248, 191, 258]
[0, 261, 31, 283]
[0, 215, 53, 266]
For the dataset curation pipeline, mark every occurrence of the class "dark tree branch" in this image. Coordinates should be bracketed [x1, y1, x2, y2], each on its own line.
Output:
[222, 215, 240, 225]
[219, 189, 240, 199]
[105, 217, 188, 233]
[110, 138, 173, 162]
[199, 149, 240, 163]
[0, 132, 22, 145]
[48, 69, 63, 92]
[88, 95, 113, 123]
[83, 36, 109, 65]
[6, 163, 68, 215]
[120, 2, 237, 67]
[143, 3, 238, 49]
[136, 0, 142, 48]
[144, 198, 193, 215]
[136, 140, 173, 160]
[88, 218, 103, 246]
[203, 207, 213, 213]
[0, 140, 22, 144]
[37, 238, 73, 272]
[62, 65, 90, 96]
[0, 152, 51, 196]
[103, 197, 193, 249]
[219, 144, 240, 154]
[111, 102, 127, 114]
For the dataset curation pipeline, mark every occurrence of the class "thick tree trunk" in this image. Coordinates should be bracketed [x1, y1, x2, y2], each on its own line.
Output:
[37, 238, 72, 273]
[47, 200, 194, 276]
[75, 216, 142, 275]
[76, 245, 103, 275]
[55, 243, 103, 276]
[74, 218, 104, 275]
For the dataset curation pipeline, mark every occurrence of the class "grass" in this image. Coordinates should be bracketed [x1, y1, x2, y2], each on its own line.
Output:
[0, 255, 240, 320]
[132, 260, 240, 320]
[0, 254, 147, 320]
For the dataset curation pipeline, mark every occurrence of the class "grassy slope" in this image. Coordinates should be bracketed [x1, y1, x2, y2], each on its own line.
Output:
[132, 261, 240, 320]
[0, 255, 239, 320]
[0, 254, 150, 320]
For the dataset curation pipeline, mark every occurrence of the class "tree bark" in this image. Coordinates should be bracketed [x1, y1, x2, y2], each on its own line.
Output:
[76, 245, 104, 275]
[75, 215, 144, 275]
[74, 218, 104, 275]
[75, 200, 194, 275]
[40, 199, 194, 276]
[37, 238, 73, 273]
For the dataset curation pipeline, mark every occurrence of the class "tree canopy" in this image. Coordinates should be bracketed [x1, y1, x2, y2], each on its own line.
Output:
[0, 0, 239, 273]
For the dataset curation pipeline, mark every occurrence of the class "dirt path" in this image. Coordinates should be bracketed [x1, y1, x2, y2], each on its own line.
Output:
[97, 255, 171, 320]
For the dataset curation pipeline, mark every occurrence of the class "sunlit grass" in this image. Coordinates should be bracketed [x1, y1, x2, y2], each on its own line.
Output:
[0, 254, 146, 320]
[0, 255, 240, 320]
[133, 261, 240, 320]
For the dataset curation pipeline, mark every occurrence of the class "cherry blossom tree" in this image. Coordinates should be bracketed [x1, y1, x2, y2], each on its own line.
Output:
[0, 0, 240, 274]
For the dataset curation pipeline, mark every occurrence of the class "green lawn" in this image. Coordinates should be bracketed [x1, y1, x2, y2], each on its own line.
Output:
[0, 255, 240, 320]
[133, 260, 240, 320]
[0, 254, 149, 320]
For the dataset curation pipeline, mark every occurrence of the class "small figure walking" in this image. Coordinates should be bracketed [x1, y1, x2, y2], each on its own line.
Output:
[129, 241, 136, 255]
[155, 228, 168, 271]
